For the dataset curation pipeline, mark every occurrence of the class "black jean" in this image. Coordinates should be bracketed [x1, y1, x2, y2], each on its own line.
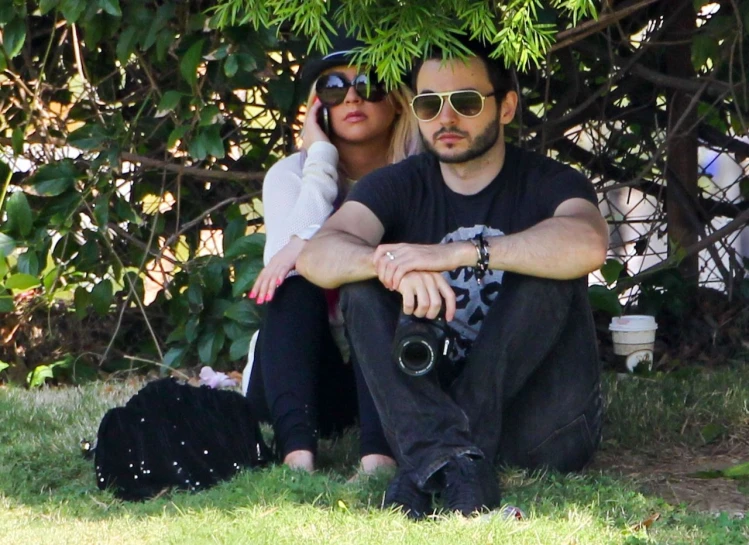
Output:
[340, 273, 602, 490]
[247, 276, 391, 459]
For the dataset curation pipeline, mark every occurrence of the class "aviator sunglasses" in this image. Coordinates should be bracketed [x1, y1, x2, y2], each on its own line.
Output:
[315, 73, 387, 107]
[410, 90, 496, 122]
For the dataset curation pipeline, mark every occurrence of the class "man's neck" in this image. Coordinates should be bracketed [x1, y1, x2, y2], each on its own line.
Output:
[439, 138, 507, 195]
[334, 134, 390, 181]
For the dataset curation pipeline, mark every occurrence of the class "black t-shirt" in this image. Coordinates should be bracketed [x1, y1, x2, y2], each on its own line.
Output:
[347, 144, 598, 361]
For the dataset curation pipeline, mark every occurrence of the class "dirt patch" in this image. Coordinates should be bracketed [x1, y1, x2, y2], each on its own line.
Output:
[592, 442, 749, 516]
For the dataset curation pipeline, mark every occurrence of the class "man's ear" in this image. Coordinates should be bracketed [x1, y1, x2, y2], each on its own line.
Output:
[499, 90, 518, 124]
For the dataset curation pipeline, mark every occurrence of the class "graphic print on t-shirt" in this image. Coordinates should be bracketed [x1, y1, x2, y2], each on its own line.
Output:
[441, 225, 505, 362]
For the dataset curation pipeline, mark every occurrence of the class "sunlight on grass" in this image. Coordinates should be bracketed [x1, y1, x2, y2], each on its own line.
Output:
[1, 369, 748, 544]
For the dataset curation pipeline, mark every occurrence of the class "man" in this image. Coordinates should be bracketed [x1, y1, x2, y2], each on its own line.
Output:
[297, 39, 609, 518]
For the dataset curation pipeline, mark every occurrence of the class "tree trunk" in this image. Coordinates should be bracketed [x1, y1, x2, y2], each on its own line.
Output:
[665, 2, 699, 285]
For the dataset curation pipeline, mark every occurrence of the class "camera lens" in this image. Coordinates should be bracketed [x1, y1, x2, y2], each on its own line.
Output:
[396, 338, 435, 376]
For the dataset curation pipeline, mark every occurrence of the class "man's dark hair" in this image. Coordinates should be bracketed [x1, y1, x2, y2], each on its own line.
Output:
[410, 37, 514, 99]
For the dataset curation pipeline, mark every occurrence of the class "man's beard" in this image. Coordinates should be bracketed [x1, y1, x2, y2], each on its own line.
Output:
[422, 118, 500, 164]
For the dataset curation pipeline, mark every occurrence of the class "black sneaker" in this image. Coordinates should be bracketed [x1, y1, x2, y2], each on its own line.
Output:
[382, 469, 432, 520]
[441, 455, 501, 516]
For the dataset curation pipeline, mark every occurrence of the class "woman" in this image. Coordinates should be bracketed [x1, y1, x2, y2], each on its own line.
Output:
[245, 37, 421, 474]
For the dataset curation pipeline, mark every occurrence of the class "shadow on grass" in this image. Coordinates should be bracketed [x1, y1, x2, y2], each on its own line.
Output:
[1, 367, 748, 543]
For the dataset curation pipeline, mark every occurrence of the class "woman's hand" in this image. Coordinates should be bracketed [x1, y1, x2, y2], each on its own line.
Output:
[249, 237, 306, 304]
[301, 99, 330, 150]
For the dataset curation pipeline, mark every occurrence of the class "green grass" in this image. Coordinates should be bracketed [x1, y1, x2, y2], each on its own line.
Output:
[0, 369, 748, 544]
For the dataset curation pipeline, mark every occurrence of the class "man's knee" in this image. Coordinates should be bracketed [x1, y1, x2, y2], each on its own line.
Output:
[501, 391, 602, 473]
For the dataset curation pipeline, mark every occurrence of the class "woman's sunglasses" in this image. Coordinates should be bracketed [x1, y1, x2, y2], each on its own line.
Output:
[315, 73, 387, 107]
[410, 90, 496, 122]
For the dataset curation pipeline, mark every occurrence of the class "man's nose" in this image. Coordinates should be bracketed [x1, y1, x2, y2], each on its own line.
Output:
[438, 97, 458, 124]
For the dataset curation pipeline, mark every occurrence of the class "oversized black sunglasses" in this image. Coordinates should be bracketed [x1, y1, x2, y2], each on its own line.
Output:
[315, 73, 387, 107]
[410, 90, 496, 122]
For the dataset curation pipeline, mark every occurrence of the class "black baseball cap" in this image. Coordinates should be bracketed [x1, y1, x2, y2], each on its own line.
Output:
[300, 32, 367, 91]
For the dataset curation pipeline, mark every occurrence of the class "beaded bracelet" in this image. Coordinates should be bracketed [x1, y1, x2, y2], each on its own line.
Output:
[470, 234, 490, 284]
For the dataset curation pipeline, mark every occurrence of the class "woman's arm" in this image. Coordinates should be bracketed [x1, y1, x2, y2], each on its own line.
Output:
[262, 141, 340, 264]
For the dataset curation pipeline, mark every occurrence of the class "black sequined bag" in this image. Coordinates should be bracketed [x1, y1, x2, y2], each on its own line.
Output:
[92, 378, 272, 501]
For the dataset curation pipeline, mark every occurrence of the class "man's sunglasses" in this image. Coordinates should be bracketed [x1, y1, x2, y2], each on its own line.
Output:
[315, 73, 387, 107]
[410, 90, 496, 122]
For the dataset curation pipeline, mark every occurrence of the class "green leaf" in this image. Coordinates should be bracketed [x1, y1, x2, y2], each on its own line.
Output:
[11, 127, 24, 155]
[224, 54, 239, 78]
[0, 295, 13, 313]
[39, 0, 60, 15]
[0, 360, 9, 372]
[93, 193, 109, 229]
[185, 316, 200, 343]
[267, 75, 295, 114]
[60, 0, 86, 22]
[224, 298, 258, 325]
[229, 334, 251, 361]
[2, 17, 26, 58]
[180, 39, 205, 87]
[163, 346, 187, 370]
[232, 258, 263, 298]
[722, 461, 749, 479]
[98, 0, 121, 17]
[156, 90, 183, 117]
[203, 125, 225, 159]
[27, 365, 55, 388]
[600, 259, 625, 286]
[199, 105, 221, 126]
[186, 279, 203, 312]
[24, 162, 76, 197]
[116, 25, 138, 66]
[224, 233, 266, 259]
[197, 328, 225, 365]
[6, 191, 33, 237]
[188, 132, 208, 161]
[0, 256, 7, 277]
[5, 273, 40, 291]
[167, 125, 189, 149]
[16, 252, 39, 277]
[91, 279, 113, 315]
[588, 285, 622, 317]
[43, 267, 60, 294]
[700, 423, 725, 444]
[0, 234, 16, 257]
[68, 124, 109, 150]
[222, 218, 247, 254]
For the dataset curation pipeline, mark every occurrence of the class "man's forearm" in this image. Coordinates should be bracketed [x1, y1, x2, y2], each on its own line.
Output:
[451, 216, 608, 280]
[296, 229, 378, 288]
[494, 216, 607, 278]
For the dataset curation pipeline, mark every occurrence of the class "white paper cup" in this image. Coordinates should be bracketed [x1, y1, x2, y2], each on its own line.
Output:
[609, 315, 658, 372]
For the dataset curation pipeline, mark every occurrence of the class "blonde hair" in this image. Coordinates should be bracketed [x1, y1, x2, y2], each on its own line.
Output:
[304, 82, 422, 166]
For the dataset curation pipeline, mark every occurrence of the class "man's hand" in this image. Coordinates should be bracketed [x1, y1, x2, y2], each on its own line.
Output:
[249, 237, 305, 304]
[397, 271, 456, 322]
[373, 242, 468, 291]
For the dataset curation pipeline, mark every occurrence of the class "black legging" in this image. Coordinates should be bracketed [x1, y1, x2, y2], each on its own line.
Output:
[246, 275, 391, 460]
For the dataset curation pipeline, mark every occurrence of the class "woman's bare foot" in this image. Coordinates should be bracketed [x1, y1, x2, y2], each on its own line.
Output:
[283, 450, 314, 472]
[348, 454, 397, 482]
[360, 454, 396, 474]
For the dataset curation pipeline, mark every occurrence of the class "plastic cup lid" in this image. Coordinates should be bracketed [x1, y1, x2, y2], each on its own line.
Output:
[609, 315, 658, 332]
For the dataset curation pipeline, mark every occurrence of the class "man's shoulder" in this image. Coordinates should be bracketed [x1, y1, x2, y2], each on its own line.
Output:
[367, 152, 434, 181]
[509, 144, 584, 180]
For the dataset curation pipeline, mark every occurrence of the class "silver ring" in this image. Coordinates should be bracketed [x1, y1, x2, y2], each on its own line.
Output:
[385, 251, 395, 261]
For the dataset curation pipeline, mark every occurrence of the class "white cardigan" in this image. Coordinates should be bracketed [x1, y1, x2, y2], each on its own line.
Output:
[262, 141, 341, 266]
[244, 141, 347, 395]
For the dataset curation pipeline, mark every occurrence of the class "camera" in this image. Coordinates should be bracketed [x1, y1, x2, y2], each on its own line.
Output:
[392, 312, 452, 376]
